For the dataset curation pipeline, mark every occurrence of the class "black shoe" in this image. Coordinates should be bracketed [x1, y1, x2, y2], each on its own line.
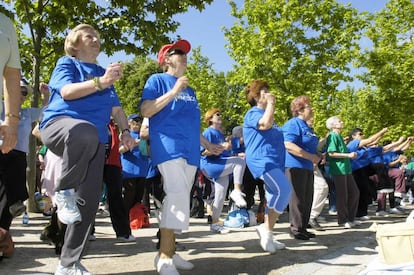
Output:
[290, 232, 310, 240]
[308, 219, 325, 231]
[302, 230, 316, 238]
[207, 215, 212, 224]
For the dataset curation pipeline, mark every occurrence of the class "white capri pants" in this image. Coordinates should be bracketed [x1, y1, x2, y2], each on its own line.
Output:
[158, 158, 197, 231]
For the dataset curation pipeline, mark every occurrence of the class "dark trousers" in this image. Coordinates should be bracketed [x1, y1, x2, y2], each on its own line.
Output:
[352, 166, 373, 217]
[243, 166, 265, 210]
[104, 165, 131, 238]
[0, 149, 29, 230]
[122, 177, 151, 212]
[41, 117, 105, 267]
[286, 168, 314, 234]
[333, 174, 360, 224]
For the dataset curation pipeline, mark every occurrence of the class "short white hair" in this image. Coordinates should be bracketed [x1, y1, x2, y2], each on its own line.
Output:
[326, 116, 340, 130]
[232, 126, 243, 137]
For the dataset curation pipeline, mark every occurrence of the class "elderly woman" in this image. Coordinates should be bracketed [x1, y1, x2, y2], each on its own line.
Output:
[40, 24, 134, 274]
[243, 80, 292, 254]
[140, 39, 220, 275]
[282, 96, 320, 240]
[325, 116, 359, 229]
[200, 108, 247, 234]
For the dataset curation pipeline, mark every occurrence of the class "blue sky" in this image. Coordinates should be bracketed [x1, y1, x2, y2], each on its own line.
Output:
[98, 0, 389, 72]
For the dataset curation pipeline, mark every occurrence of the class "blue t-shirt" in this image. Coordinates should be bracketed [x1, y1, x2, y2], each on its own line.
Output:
[282, 117, 318, 171]
[200, 126, 229, 179]
[366, 146, 384, 164]
[347, 139, 370, 170]
[120, 131, 150, 178]
[231, 136, 245, 156]
[140, 73, 200, 167]
[243, 107, 285, 179]
[383, 150, 403, 168]
[40, 56, 121, 143]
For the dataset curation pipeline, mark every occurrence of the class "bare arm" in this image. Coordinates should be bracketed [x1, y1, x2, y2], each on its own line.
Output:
[359, 127, 388, 147]
[285, 141, 321, 164]
[258, 93, 275, 130]
[141, 76, 188, 118]
[111, 106, 134, 151]
[328, 151, 357, 159]
[1, 67, 21, 153]
[60, 63, 122, 100]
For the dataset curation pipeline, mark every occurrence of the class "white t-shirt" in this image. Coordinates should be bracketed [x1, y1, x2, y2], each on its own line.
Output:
[0, 13, 22, 114]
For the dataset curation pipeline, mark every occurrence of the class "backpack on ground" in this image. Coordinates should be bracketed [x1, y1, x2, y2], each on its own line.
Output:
[129, 203, 150, 229]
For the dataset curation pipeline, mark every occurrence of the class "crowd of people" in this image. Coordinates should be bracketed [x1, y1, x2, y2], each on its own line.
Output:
[1, 15, 414, 275]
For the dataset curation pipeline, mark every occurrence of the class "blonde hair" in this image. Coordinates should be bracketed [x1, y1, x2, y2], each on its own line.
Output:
[64, 24, 100, 57]
[204, 108, 220, 125]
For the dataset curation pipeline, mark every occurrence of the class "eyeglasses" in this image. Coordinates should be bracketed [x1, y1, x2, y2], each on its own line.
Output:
[167, 49, 186, 56]
[21, 89, 28, 96]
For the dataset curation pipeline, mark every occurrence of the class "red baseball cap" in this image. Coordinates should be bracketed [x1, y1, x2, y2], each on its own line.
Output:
[157, 39, 191, 65]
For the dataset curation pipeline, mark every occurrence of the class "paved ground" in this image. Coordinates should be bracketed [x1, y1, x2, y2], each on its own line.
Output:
[1, 202, 413, 275]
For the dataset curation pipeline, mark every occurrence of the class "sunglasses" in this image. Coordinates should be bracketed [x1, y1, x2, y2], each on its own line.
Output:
[21, 89, 28, 96]
[167, 49, 186, 56]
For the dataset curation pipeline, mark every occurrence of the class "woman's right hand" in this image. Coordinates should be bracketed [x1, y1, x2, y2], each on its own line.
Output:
[172, 76, 188, 95]
[100, 62, 123, 89]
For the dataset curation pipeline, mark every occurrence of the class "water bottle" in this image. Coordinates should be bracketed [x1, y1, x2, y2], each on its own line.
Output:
[22, 212, 29, 225]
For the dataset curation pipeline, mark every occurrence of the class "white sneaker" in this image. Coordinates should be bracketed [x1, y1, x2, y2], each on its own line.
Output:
[156, 257, 179, 275]
[350, 220, 361, 227]
[55, 261, 91, 275]
[343, 222, 353, 229]
[256, 224, 277, 253]
[154, 253, 194, 271]
[210, 223, 230, 234]
[355, 215, 370, 221]
[389, 207, 405, 215]
[229, 190, 247, 208]
[272, 239, 286, 250]
[55, 189, 85, 225]
[376, 211, 389, 217]
[116, 234, 136, 242]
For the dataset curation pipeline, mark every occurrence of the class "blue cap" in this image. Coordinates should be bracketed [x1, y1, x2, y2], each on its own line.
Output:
[128, 114, 140, 121]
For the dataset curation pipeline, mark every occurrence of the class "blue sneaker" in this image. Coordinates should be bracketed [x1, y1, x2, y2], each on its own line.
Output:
[55, 188, 84, 225]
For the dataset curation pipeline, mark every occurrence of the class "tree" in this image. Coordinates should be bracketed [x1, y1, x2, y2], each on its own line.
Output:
[115, 56, 162, 116]
[357, 0, 414, 151]
[0, 0, 213, 211]
[224, 0, 366, 135]
[187, 48, 247, 133]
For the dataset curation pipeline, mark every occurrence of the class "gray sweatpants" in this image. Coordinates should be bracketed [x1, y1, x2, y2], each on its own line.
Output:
[41, 117, 105, 266]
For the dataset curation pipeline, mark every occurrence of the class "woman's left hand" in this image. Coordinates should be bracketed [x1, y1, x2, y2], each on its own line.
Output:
[120, 132, 135, 151]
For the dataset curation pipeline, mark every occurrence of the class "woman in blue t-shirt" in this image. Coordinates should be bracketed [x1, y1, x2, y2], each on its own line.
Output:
[243, 80, 292, 254]
[39, 24, 134, 274]
[140, 39, 221, 274]
[200, 108, 247, 234]
[282, 96, 320, 240]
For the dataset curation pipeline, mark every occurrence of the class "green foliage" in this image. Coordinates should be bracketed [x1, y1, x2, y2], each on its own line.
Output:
[1, 0, 213, 107]
[356, 0, 414, 154]
[187, 48, 247, 134]
[115, 56, 162, 116]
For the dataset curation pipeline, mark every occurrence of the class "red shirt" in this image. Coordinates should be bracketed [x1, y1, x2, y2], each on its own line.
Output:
[105, 119, 122, 168]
